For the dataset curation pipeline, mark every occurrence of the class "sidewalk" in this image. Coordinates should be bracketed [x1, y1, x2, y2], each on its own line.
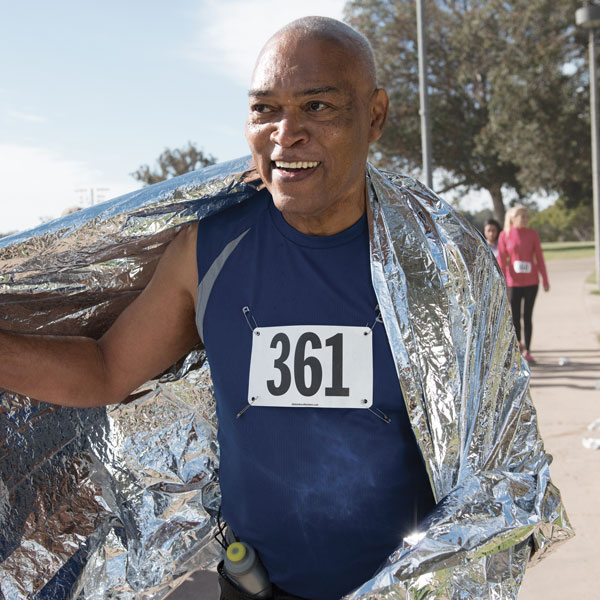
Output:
[519, 256, 600, 599]
[170, 257, 600, 600]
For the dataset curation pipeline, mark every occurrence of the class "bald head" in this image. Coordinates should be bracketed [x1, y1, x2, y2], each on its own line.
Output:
[245, 15, 388, 236]
[253, 16, 377, 89]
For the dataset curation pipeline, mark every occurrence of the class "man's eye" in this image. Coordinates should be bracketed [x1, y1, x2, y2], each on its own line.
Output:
[307, 101, 328, 112]
[251, 104, 273, 114]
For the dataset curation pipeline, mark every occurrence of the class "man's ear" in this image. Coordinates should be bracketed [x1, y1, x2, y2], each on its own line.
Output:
[368, 88, 389, 143]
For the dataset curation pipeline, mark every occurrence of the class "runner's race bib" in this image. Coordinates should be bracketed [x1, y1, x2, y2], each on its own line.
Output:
[513, 260, 532, 274]
[248, 325, 373, 409]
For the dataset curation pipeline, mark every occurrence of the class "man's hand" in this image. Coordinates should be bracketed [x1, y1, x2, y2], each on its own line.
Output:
[0, 223, 201, 407]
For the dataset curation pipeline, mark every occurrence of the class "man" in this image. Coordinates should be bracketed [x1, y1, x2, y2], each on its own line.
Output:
[0, 17, 430, 599]
[0, 16, 571, 600]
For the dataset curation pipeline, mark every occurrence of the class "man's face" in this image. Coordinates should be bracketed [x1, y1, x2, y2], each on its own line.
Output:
[245, 33, 387, 234]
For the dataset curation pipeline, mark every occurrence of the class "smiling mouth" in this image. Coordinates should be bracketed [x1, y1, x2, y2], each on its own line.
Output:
[273, 160, 320, 171]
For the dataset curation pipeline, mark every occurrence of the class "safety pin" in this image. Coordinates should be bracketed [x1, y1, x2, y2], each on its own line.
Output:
[367, 304, 383, 331]
[368, 406, 392, 424]
[242, 306, 259, 332]
[236, 396, 257, 419]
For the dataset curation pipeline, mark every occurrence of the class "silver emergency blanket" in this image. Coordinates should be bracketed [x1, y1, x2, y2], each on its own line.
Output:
[0, 158, 573, 600]
[583, 417, 600, 450]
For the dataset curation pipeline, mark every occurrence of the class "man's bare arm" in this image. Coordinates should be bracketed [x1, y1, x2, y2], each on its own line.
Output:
[0, 223, 201, 407]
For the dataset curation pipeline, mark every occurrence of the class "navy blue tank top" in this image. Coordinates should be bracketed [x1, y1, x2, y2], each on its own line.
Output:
[195, 190, 434, 599]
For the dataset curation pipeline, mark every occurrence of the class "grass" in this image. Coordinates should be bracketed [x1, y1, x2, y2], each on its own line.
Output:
[541, 241, 595, 261]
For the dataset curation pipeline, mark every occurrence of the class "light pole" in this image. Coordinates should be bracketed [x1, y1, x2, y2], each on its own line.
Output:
[416, 0, 433, 188]
[576, 3, 600, 289]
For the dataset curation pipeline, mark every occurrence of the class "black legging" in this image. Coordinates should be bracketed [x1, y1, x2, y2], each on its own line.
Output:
[508, 285, 538, 351]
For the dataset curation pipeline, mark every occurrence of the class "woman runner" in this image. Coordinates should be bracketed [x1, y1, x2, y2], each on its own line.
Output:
[497, 206, 549, 363]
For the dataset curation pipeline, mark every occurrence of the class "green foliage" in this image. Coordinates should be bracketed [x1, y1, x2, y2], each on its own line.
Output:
[529, 198, 594, 242]
[131, 142, 217, 186]
[484, 2, 591, 208]
[344, 0, 591, 221]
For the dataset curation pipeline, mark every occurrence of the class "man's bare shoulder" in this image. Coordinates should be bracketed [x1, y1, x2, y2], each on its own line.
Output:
[156, 221, 200, 302]
[169, 221, 199, 255]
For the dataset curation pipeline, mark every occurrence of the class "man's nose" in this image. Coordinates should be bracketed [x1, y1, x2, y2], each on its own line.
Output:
[270, 113, 309, 147]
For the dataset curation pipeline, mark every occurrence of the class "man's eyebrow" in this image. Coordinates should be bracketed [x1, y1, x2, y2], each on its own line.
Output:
[248, 86, 341, 98]
[297, 86, 340, 97]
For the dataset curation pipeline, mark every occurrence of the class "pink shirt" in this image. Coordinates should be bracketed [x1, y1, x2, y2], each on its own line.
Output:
[497, 227, 549, 288]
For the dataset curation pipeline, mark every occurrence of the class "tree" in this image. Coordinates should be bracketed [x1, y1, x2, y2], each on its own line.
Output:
[460, 207, 494, 233]
[344, 0, 590, 222]
[483, 2, 591, 210]
[131, 142, 217, 186]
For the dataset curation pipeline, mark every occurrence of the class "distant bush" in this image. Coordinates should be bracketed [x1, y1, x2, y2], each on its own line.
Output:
[528, 199, 593, 242]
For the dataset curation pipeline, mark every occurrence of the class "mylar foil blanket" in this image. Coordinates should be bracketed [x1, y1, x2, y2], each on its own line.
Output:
[583, 417, 600, 450]
[0, 158, 573, 600]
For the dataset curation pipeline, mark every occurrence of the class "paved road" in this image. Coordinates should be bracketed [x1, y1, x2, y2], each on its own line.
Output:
[169, 570, 218, 599]
[169, 256, 600, 600]
[518, 256, 600, 600]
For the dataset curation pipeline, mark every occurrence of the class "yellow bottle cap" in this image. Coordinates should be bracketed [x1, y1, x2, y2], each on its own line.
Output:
[226, 542, 247, 563]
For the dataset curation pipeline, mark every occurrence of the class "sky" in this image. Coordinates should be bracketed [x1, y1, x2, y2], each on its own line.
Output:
[0, 0, 348, 233]
[1, 0, 552, 235]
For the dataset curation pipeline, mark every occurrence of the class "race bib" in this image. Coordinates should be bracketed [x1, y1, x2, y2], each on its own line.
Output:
[248, 325, 373, 409]
[513, 260, 532, 274]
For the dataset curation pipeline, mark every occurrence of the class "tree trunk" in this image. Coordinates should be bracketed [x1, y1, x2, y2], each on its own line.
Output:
[488, 184, 505, 225]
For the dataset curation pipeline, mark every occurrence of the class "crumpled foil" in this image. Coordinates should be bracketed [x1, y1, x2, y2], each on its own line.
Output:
[0, 158, 573, 600]
[582, 417, 600, 450]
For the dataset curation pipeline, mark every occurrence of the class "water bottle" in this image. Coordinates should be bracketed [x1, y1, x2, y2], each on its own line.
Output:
[223, 541, 272, 598]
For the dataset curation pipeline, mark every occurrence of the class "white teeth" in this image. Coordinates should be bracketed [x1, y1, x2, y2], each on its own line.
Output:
[275, 160, 319, 169]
